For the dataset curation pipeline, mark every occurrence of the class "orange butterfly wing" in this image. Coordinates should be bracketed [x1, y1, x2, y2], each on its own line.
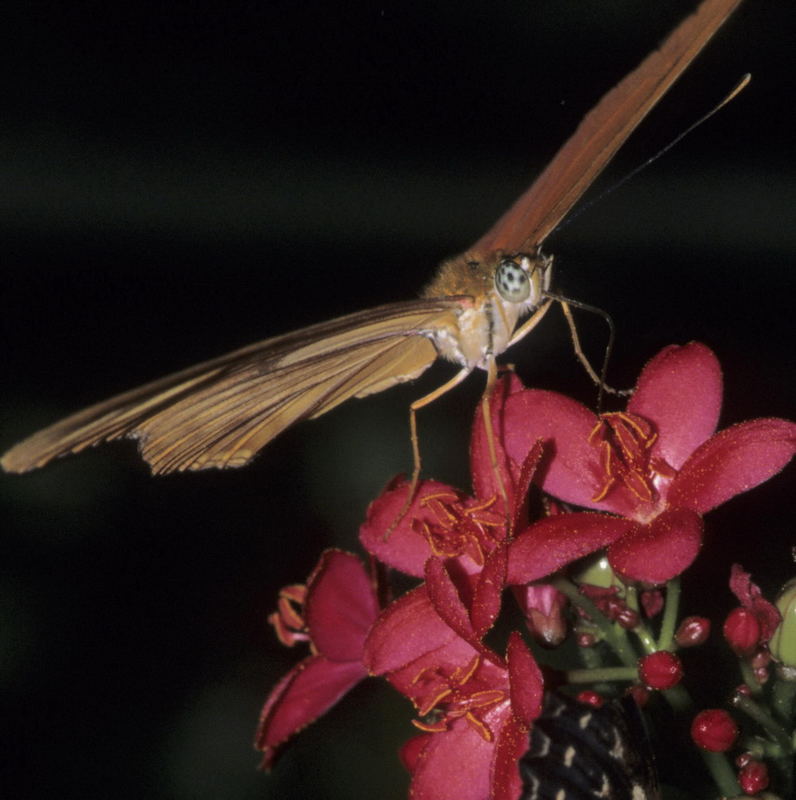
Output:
[472, 0, 742, 254]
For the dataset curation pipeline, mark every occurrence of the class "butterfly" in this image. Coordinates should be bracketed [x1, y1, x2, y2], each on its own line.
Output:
[1, 0, 742, 477]
[519, 692, 660, 800]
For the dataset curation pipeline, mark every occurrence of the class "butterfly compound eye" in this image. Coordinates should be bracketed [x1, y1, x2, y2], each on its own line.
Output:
[494, 258, 531, 303]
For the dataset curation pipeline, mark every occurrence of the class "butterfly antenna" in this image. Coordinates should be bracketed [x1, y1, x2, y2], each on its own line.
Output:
[545, 292, 632, 412]
[556, 74, 752, 237]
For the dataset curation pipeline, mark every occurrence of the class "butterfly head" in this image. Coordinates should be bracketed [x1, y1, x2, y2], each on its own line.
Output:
[424, 250, 552, 312]
[422, 250, 553, 368]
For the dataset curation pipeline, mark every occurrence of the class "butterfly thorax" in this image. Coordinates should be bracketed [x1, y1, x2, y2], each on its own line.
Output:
[421, 250, 552, 370]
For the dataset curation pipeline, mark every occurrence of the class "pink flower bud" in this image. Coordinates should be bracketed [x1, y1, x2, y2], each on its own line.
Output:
[615, 605, 641, 630]
[519, 585, 568, 647]
[750, 649, 771, 669]
[723, 607, 761, 656]
[638, 651, 683, 690]
[675, 615, 711, 647]
[738, 759, 769, 795]
[753, 665, 770, 685]
[640, 589, 663, 618]
[690, 709, 739, 752]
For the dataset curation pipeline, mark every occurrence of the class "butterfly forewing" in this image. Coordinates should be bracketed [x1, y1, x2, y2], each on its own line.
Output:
[1, 299, 458, 474]
[473, 0, 742, 254]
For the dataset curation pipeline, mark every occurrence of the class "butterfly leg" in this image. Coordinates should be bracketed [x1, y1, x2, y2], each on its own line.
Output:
[480, 355, 511, 525]
[557, 300, 633, 404]
[383, 366, 471, 539]
[506, 298, 554, 350]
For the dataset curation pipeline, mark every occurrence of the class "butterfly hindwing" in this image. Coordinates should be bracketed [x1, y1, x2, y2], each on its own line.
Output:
[519, 692, 660, 800]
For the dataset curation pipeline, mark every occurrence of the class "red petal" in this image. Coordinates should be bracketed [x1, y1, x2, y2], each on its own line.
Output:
[669, 419, 796, 513]
[360, 478, 459, 576]
[425, 558, 477, 642]
[471, 546, 508, 638]
[506, 632, 543, 725]
[305, 550, 379, 661]
[729, 563, 759, 606]
[254, 654, 366, 768]
[628, 343, 722, 470]
[408, 716, 495, 800]
[387, 634, 484, 702]
[511, 439, 546, 533]
[507, 513, 636, 585]
[363, 585, 460, 676]
[728, 564, 782, 642]
[608, 509, 703, 583]
[491, 715, 531, 800]
[503, 390, 641, 516]
[400, 733, 432, 772]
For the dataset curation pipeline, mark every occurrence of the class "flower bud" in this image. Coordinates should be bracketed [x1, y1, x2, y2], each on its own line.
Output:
[614, 604, 641, 630]
[675, 615, 711, 647]
[640, 589, 663, 618]
[573, 555, 619, 589]
[723, 607, 761, 656]
[638, 651, 683, 690]
[769, 578, 796, 667]
[690, 709, 738, 752]
[516, 584, 568, 647]
[738, 759, 769, 795]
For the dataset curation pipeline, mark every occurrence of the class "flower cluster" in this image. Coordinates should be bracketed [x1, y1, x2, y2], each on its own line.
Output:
[255, 343, 796, 799]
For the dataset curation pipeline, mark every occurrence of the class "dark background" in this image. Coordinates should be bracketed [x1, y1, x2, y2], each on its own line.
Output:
[2, 2, 794, 798]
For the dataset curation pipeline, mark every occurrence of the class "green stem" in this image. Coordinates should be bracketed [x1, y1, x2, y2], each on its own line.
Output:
[734, 689, 795, 792]
[577, 637, 603, 670]
[657, 577, 680, 650]
[700, 750, 742, 798]
[565, 666, 638, 684]
[739, 658, 764, 696]
[624, 583, 639, 612]
[771, 671, 796, 723]
[661, 683, 692, 714]
[633, 622, 658, 654]
[622, 583, 657, 654]
[732, 692, 793, 770]
[553, 577, 638, 668]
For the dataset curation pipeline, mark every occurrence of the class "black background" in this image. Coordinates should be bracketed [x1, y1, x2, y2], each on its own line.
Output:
[2, 2, 794, 798]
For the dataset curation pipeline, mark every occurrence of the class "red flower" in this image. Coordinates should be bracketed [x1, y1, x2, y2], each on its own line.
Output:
[254, 550, 379, 768]
[502, 343, 796, 584]
[360, 377, 544, 583]
[360, 383, 546, 656]
[365, 608, 543, 800]
[357, 394, 547, 799]
[728, 564, 782, 644]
